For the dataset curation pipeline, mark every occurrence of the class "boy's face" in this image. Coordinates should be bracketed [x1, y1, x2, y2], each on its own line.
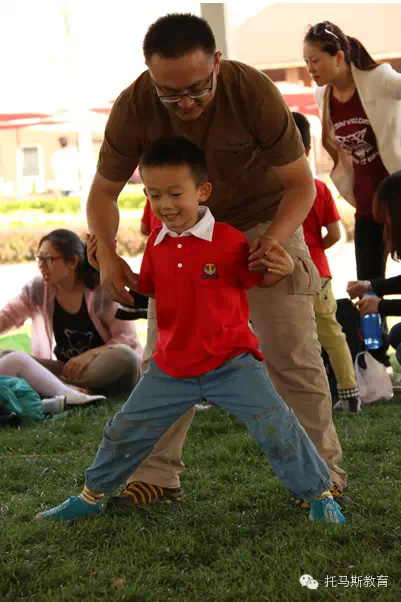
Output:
[142, 164, 211, 234]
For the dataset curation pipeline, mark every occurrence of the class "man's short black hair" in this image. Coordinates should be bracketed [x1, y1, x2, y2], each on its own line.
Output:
[143, 13, 216, 62]
[292, 112, 311, 150]
[139, 136, 208, 185]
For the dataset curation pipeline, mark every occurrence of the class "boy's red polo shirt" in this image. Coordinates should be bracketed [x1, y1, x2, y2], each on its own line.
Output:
[137, 208, 263, 378]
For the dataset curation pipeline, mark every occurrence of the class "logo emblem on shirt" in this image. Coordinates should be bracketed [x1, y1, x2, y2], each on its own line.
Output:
[202, 262, 218, 279]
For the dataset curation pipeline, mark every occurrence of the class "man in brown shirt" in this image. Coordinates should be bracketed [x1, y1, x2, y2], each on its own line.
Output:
[87, 13, 347, 508]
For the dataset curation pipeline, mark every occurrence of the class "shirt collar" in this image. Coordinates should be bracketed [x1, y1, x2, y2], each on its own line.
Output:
[153, 206, 215, 246]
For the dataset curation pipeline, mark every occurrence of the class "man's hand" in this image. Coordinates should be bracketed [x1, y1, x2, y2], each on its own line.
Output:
[347, 280, 371, 299]
[248, 234, 280, 271]
[62, 350, 99, 382]
[96, 245, 139, 305]
[258, 241, 294, 288]
[355, 295, 381, 316]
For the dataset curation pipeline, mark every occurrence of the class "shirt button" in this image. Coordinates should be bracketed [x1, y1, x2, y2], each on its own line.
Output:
[177, 243, 182, 248]
[178, 263, 183, 268]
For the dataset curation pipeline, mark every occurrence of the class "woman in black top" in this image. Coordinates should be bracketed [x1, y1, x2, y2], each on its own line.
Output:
[347, 171, 401, 363]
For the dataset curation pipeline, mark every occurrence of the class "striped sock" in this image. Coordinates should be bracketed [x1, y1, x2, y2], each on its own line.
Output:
[79, 486, 104, 505]
[314, 490, 333, 501]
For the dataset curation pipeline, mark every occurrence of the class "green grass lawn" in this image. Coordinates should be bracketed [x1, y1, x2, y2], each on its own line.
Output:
[1, 397, 401, 601]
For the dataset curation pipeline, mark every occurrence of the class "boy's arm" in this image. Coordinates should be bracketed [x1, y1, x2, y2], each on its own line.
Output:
[323, 221, 341, 250]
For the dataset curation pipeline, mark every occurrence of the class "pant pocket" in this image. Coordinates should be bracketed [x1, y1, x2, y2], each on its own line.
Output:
[290, 255, 320, 296]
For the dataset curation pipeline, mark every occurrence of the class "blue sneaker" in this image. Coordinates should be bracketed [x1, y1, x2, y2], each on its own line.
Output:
[35, 496, 102, 521]
[309, 497, 347, 525]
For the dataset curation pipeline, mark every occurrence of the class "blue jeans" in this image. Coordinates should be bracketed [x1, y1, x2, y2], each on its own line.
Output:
[86, 354, 331, 502]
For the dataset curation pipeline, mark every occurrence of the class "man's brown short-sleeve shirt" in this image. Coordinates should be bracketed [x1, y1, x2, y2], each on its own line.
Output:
[98, 60, 304, 232]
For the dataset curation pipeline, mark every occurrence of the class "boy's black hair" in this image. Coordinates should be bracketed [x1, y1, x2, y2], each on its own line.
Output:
[143, 13, 216, 62]
[139, 136, 208, 185]
[375, 171, 401, 260]
[39, 229, 100, 289]
[292, 112, 311, 150]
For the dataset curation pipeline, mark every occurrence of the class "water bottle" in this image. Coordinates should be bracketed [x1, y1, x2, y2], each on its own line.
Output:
[361, 292, 382, 350]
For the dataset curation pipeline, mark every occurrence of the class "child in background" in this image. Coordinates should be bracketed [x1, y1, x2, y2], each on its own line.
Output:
[293, 112, 360, 414]
[36, 136, 346, 525]
[140, 198, 161, 237]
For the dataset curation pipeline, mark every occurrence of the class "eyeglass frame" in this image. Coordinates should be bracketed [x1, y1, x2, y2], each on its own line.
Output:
[153, 71, 215, 104]
[35, 255, 63, 266]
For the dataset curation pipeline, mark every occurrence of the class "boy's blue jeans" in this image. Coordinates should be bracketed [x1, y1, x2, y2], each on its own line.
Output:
[86, 354, 332, 502]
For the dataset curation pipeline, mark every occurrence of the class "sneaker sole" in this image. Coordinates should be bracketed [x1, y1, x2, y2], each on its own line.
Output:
[296, 494, 352, 510]
[333, 494, 353, 508]
[106, 489, 184, 511]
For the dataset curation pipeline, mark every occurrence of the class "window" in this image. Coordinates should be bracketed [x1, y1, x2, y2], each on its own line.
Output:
[22, 146, 40, 177]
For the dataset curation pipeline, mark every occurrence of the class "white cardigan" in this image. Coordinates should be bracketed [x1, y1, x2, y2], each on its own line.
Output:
[315, 63, 401, 207]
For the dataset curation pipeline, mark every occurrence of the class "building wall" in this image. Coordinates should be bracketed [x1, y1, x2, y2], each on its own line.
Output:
[0, 128, 102, 196]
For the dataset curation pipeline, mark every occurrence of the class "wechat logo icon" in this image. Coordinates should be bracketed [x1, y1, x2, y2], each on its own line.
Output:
[300, 574, 319, 590]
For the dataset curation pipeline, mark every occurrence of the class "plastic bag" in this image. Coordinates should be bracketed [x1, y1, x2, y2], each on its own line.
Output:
[354, 351, 393, 404]
[0, 375, 43, 420]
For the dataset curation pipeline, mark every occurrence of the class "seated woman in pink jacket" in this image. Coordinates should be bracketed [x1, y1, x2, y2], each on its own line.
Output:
[0, 229, 143, 393]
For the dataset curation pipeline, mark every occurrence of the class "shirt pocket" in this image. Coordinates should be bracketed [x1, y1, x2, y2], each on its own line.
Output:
[290, 255, 320, 296]
[213, 138, 255, 180]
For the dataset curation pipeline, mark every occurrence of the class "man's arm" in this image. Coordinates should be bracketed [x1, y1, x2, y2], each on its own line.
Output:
[266, 154, 315, 244]
[249, 155, 315, 267]
[86, 171, 125, 251]
[86, 171, 138, 304]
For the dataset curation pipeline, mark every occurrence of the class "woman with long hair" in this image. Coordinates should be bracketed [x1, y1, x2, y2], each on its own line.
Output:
[347, 171, 401, 367]
[0, 229, 142, 392]
[304, 21, 401, 283]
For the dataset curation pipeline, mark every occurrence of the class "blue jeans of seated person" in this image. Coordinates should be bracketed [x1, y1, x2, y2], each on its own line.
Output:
[85, 353, 332, 502]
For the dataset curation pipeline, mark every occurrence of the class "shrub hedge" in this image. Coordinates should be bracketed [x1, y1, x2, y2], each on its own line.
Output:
[0, 190, 146, 215]
[0, 226, 145, 264]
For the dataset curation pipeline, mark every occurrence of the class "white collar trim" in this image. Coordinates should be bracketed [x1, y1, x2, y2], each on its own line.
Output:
[153, 206, 214, 246]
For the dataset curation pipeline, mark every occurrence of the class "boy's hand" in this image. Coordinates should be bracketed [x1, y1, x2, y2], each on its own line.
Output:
[86, 233, 100, 271]
[248, 234, 280, 271]
[258, 242, 294, 288]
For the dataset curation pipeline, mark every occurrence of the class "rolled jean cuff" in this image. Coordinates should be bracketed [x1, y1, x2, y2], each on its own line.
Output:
[301, 478, 333, 503]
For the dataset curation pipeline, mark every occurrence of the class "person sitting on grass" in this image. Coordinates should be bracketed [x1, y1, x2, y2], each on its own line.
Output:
[347, 170, 401, 370]
[36, 136, 346, 525]
[0, 229, 142, 394]
[292, 112, 361, 414]
[0, 350, 106, 414]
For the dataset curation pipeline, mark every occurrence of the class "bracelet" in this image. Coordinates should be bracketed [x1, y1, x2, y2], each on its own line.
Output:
[367, 281, 372, 291]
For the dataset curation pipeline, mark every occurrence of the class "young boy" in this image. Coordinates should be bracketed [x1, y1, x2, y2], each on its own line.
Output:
[292, 112, 361, 414]
[141, 196, 211, 413]
[36, 136, 346, 524]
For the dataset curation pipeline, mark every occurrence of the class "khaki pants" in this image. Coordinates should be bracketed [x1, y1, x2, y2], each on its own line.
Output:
[129, 224, 347, 490]
[314, 278, 357, 391]
[35, 343, 140, 393]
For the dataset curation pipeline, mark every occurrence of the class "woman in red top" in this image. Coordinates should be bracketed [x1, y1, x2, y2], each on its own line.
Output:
[303, 21, 401, 283]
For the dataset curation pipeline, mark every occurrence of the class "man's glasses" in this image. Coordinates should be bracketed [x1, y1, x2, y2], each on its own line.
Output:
[35, 255, 63, 266]
[154, 71, 214, 104]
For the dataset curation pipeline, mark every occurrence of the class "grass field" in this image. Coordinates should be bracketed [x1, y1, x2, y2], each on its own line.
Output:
[1, 394, 401, 601]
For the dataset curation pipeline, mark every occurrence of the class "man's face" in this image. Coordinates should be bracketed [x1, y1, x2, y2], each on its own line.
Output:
[147, 49, 220, 121]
